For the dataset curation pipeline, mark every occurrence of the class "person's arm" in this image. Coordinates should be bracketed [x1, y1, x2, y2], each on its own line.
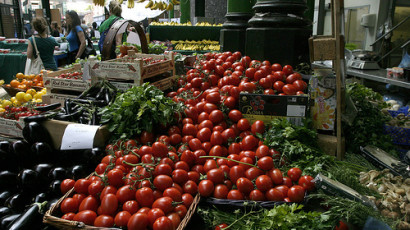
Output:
[27, 39, 34, 59]
[76, 30, 86, 59]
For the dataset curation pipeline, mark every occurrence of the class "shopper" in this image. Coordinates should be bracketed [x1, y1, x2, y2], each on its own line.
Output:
[90, 22, 97, 38]
[65, 10, 86, 64]
[26, 17, 59, 71]
[51, 21, 60, 37]
[98, 0, 123, 59]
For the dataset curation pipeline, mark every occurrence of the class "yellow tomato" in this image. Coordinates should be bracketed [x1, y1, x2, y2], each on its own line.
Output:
[23, 93, 33, 102]
[0, 80, 4, 86]
[26, 88, 36, 95]
[0, 108, 5, 113]
[41, 88, 47, 94]
[16, 92, 25, 101]
[10, 97, 16, 102]
[34, 92, 43, 99]
[13, 100, 21, 106]
[2, 100, 12, 107]
[35, 99, 42, 103]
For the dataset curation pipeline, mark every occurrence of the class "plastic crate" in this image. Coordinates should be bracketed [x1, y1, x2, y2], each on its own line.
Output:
[388, 106, 409, 118]
[384, 125, 410, 146]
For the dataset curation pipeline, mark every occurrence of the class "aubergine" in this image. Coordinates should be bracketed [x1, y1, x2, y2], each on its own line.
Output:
[0, 141, 10, 153]
[70, 165, 86, 180]
[48, 167, 68, 181]
[44, 198, 59, 212]
[22, 122, 52, 146]
[48, 180, 62, 197]
[0, 214, 20, 230]
[34, 103, 61, 112]
[31, 142, 54, 164]
[0, 149, 18, 172]
[32, 164, 54, 187]
[82, 147, 105, 168]
[32, 193, 48, 203]
[5, 194, 30, 213]
[0, 192, 12, 207]
[0, 207, 13, 220]
[17, 169, 39, 193]
[8, 201, 47, 230]
[9, 141, 32, 169]
[0, 171, 18, 190]
[22, 114, 48, 123]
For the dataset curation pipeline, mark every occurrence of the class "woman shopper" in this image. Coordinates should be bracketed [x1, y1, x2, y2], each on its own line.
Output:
[51, 21, 60, 37]
[65, 10, 86, 64]
[98, 1, 123, 59]
[26, 17, 58, 71]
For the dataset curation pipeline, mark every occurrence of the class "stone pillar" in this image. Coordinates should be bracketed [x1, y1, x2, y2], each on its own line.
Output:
[180, 0, 191, 23]
[220, 0, 256, 53]
[205, 0, 227, 24]
[245, 0, 312, 66]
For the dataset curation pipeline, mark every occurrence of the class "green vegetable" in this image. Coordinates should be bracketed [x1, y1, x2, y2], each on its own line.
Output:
[99, 83, 184, 140]
[198, 203, 334, 230]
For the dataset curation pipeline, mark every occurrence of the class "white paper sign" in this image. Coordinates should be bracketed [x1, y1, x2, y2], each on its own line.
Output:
[287, 105, 306, 117]
[61, 124, 100, 150]
[126, 32, 141, 46]
[82, 62, 91, 81]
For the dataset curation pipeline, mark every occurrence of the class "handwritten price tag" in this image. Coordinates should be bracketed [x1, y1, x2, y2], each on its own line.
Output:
[61, 124, 100, 150]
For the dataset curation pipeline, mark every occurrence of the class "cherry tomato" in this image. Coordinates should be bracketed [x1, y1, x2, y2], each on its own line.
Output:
[287, 167, 302, 182]
[227, 190, 244, 200]
[74, 179, 91, 194]
[100, 193, 118, 215]
[167, 212, 181, 229]
[288, 185, 305, 202]
[292, 79, 307, 91]
[60, 198, 78, 214]
[249, 189, 265, 201]
[61, 179, 75, 195]
[282, 65, 293, 75]
[153, 216, 174, 230]
[114, 211, 132, 228]
[245, 167, 264, 181]
[73, 210, 97, 225]
[127, 212, 149, 230]
[207, 168, 225, 184]
[152, 142, 168, 158]
[123, 200, 139, 214]
[61, 213, 75, 220]
[148, 208, 165, 226]
[273, 81, 285, 92]
[236, 177, 253, 195]
[154, 175, 173, 191]
[213, 184, 229, 199]
[198, 180, 215, 197]
[94, 215, 114, 227]
[268, 168, 283, 185]
[215, 223, 229, 230]
[275, 185, 289, 198]
[298, 175, 315, 191]
[152, 197, 174, 214]
[282, 84, 297, 95]
[255, 175, 273, 192]
[163, 187, 182, 202]
[136, 187, 154, 207]
[116, 185, 135, 204]
[265, 188, 284, 201]
[107, 169, 124, 188]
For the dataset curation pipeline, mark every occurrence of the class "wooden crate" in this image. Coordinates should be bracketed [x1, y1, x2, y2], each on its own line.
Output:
[42, 93, 79, 106]
[43, 64, 91, 92]
[89, 52, 175, 87]
[0, 117, 25, 138]
[40, 120, 110, 150]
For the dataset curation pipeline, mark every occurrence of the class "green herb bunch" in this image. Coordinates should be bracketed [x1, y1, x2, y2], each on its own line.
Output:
[100, 83, 184, 140]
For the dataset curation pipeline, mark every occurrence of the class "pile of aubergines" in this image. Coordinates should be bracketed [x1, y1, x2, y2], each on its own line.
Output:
[0, 121, 105, 230]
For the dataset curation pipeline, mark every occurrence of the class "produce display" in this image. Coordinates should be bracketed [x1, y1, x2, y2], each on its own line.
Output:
[172, 40, 220, 51]
[52, 71, 83, 80]
[0, 88, 47, 113]
[3, 72, 44, 90]
[150, 22, 222, 27]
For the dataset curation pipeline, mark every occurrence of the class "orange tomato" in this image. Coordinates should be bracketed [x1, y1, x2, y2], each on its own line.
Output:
[16, 73, 24, 79]
[18, 84, 27, 90]
[36, 82, 43, 87]
[10, 80, 20, 88]
[25, 80, 33, 87]
[28, 74, 35, 80]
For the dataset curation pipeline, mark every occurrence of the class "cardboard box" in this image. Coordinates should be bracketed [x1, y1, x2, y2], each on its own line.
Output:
[41, 120, 110, 149]
[0, 117, 25, 138]
[309, 69, 336, 131]
[239, 93, 310, 126]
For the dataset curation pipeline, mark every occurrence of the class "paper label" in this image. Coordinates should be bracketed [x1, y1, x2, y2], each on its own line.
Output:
[61, 124, 100, 150]
[287, 105, 306, 117]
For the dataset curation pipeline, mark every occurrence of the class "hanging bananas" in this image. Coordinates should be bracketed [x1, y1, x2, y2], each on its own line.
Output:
[127, 0, 134, 8]
[93, 0, 105, 7]
[117, 0, 123, 4]
[145, 0, 153, 8]
[171, 0, 180, 5]
[137, 0, 145, 2]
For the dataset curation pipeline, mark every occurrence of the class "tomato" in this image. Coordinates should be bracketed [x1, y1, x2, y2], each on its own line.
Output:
[249, 189, 265, 201]
[275, 185, 289, 198]
[265, 188, 284, 201]
[152, 197, 174, 214]
[292, 79, 307, 91]
[215, 223, 229, 230]
[335, 221, 349, 230]
[241, 56, 251, 68]
[213, 184, 229, 199]
[115, 211, 131, 228]
[193, 150, 207, 165]
[244, 167, 263, 181]
[197, 112, 209, 123]
[285, 73, 302, 84]
[123, 200, 139, 214]
[251, 120, 265, 135]
[153, 216, 174, 230]
[116, 185, 135, 204]
[241, 135, 259, 151]
[255, 145, 269, 158]
[296, 91, 305, 95]
[61, 213, 75, 220]
[198, 180, 215, 197]
[60, 198, 78, 214]
[60, 179, 75, 195]
[94, 215, 114, 227]
[183, 180, 198, 195]
[259, 77, 272, 89]
[273, 81, 285, 92]
[210, 131, 223, 146]
[139, 146, 153, 157]
[209, 145, 224, 157]
[73, 210, 97, 225]
[188, 138, 202, 151]
[287, 167, 302, 182]
[73, 194, 86, 205]
[140, 131, 154, 145]
[168, 125, 181, 135]
[255, 175, 273, 192]
[236, 177, 253, 195]
[152, 142, 168, 158]
[182, 123, 197, 136]
[136, 187, 154, 207]
[87, 181, 103, 197]
[74, 179, 91, 194]
[268, 168, 283, 185]
[155, 164, 173, 176]
[154, 175, 173, 191]
[226, 165, 243, 184]
[283, 176, 293, 188]
[167, 212, 181, 229]
[209, 110, 224, 126]
[207, 168, 225, 184]
[227, 190, 244, 200]
[128, 213, 149, 230]
[174, 161, 190, 171]
[203, 103, 218, 114]
[180, 150, 196, 167]
[298, 175, 315, 192]
[288, 185, 305, 202]
[257, 156, 274, 171]
[107, 169, 124, 188]
[237, 118, 250, 131]
[282, 84, 297, 95]
[99, 193, 118, 215]
[271, 63, 282, 72]
[148, 208, 165, 226]
[282, 65, 293, 75]
[206, 92, 221, 104]
[245, 67, 256, 79]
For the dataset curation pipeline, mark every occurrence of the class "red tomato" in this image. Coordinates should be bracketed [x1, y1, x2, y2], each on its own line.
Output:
[74, 179, 91, 194]
[61, 179, 75, 195]
[206, 92, 221, 104]
[209, 110, 224, 124]
[287, 167, 302, 182]
[60, 198, 78, 214]
[249, 189, 265, 201]
[107, 169, 124, 188]
[152, 197, 174, 214]
[215, 223, 229, 230]
[298, 175, 315, 191]
[236, 177, 253, 195]
[273, 81, 285, 92]
[283, 177, 293, 188]
[288, 185, 305, 202]
[94, 215, 114, 227]
[78, 195, 98, 212]
[257, 156, 274, 171]
[286, 73, 302, 84]
[154, 175, 173, 191]
[213, 184, 229, 199]
[292, 79, 307, 91]
[72, 194, 86, 205]
[127, 213, 149, 230]
[116, 185, 136, 204]
[254, 69, 268, 81]
[136, 187, 154, 207]
[282, 65, 293, 75]
[140, 131, 154, 145]
[245, 167, 264, 180]
[271, 63, 282, 71]
[175, 204, 188, 218]
[275, 185, 289, 198]
[114, 211, 131, 228]
[265, 188, 284, 201]
[123, 200, 139, 214]
[255, 175, 273, 192]
[241, 135, 259, 151]
[198, 180, 215, 197]
[167, 212, 181, 229]
[73, 210, 97, 225]
[100, 193, 118, 215]
[182, 123, 197, 136]
[153, 216, 174, 230]
[227, 189, 244, 200]
[255, 145, 270, 158]
[282, 84, 297, 95]
[206, 168, 225, 184]
[296, 91, 305, 95]
[148, 208, 165, 226]
[188, 138, 202, 151]
[268, 169, 283, 185]
[335, 221, 349, 230]
[61, 213, 75, 220]
[152, 142, 168, 158]
[251, 120, 265, 135]
[183, 180, 198, 195]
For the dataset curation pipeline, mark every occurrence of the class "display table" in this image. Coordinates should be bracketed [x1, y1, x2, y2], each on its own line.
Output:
[0, 41, 28, 52]
[0, 53, 27, 83]
[147, 25, 221, 41]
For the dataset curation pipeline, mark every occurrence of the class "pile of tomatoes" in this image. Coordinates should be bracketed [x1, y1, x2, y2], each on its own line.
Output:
[1, 105, 41, 120]
[57, 51, 314, 230]
[55, 71, 83, 80]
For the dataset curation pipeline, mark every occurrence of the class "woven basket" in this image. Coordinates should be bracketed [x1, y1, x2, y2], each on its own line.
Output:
[43, 178, 200, 229]
[2, 85, 44, 97]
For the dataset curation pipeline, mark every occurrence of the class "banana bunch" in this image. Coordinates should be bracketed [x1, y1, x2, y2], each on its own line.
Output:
[127, 0, 134, 8]
[137, 0, 145, 2]
[117, 0, 123, 4]
[143, 1, 176, 10]
[93, 0, 105, 7]
[170, 0, 180, 5]
[151, 21, 192, 26]
[172, 39, 220, 51]
[195, 22, 223, 27]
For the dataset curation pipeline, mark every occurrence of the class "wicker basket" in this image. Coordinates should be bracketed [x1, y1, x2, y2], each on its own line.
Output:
[43, 181, 200, 230]
[2, 85, 44, 97]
